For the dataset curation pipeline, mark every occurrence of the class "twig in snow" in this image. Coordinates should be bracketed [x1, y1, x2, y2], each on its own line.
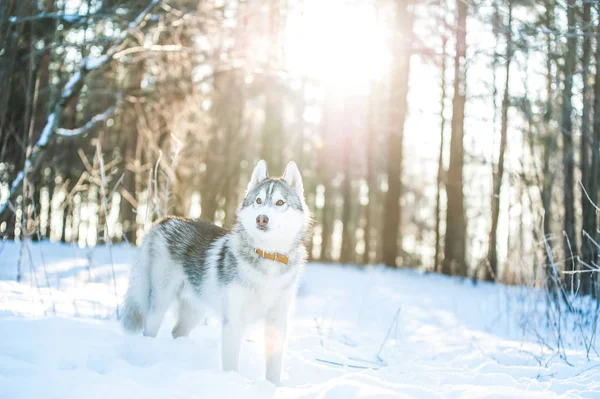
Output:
[315, 358, 382, 370]
[347, 356, 387, 367]
[314, 316, 324, 346]
[376, 307, 402, 363]
[574, 363, 600, 377]
[95, 141, 120, 317]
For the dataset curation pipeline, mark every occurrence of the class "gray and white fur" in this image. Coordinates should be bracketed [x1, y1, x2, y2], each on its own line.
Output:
[120, 160, 309, 385]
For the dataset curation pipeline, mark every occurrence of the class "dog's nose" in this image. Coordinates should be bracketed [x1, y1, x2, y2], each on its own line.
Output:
[256, 215, 269, 229]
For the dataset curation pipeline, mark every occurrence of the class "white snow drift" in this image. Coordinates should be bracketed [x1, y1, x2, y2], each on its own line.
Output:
[0, 241, 599, 398]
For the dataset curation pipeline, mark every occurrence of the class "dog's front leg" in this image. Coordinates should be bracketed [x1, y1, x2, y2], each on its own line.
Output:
[222, 318, 245, 373]
[264, 305, 289, 385]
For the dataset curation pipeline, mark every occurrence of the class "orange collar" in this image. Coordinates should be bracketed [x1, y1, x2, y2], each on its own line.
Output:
[255, 249, 289, 265]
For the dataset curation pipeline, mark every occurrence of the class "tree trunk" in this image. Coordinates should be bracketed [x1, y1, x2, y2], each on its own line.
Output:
[484, 0, 512, 281]
[261, 83, 284, 172]
[560, 0, 578, 291]
[260, 0, 285, 172]
[59, 97, 79, 243]
[0, 1, 33, 239]
[320, 180, 334, 262]
[580, 0, 595, 296]
[340, 132, 353, 264]
[382, 0, 413, 267]
[442, 0, 468, 276]
[434, 35, 447, 273]
[119, 62, 144, 245]
[542, 0, 557, 294]
[588, 14, 600, 298]
[363, 82, 377, 265]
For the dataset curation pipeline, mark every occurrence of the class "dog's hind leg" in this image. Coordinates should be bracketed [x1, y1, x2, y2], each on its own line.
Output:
[172, 298, 202, 338]
[143, 275, 180, 338]
[144, 294, 170, 337]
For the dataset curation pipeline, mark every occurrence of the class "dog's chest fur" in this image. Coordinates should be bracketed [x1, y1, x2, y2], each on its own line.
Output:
[216, 239, 302, 323]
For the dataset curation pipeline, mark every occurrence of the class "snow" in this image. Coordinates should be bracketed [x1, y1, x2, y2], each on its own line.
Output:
[56, 102, 119, 137]
[37, 113, 56, 148]
[0, 159, 31, 215]
[61, 14, 80, 23]
[84, 55, 110, 71]
[9, 165, 26, 192]
[61, 71, 82, 98]
[0, 241, 599, 398]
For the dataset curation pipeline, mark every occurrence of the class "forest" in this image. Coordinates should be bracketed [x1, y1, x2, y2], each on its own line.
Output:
[0, 0, 599, 301]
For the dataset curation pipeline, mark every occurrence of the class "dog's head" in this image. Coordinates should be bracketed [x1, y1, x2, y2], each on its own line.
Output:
[238, 160, 309, 254]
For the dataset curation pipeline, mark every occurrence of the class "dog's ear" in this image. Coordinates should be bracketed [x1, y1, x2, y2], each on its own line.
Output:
[283, 161, 304, 198]
[247, 160, 268, 192]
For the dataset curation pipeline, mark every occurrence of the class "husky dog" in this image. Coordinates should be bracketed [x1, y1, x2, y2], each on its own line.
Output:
[120, 160, 309, 385]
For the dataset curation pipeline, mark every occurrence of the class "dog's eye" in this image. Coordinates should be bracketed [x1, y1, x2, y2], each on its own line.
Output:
[276, 200, 285, 206]
[256, 198, 262, 204]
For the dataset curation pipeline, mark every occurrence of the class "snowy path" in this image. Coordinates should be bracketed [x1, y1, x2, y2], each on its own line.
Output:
[0, 242, 599, 398]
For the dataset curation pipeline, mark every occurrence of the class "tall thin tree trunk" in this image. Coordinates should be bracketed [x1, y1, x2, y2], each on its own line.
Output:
[32, 0, 54, 140]
[340, 132, 353, 264]
[59, 97, 79, 243]
[442, 0, 468, 276]
[320, 180, 334, 262]
[560, 0, 578, 291]
[434, 35, 447, 273]
[363, 82, 377, 265]
[260, 0, 284, 172]
[0, 1, 30, 239]
[542, 0, 557, 293]
[382, 0, 413, 267]
[261, 85, 284, 172]
[119, 62, 144, 244]
[485, 0, 512, 281]
[21, 23, 40, 242]
[296, 80, 306, 171]
[588, 14, 600, 298]
[580, 0, 594, 296]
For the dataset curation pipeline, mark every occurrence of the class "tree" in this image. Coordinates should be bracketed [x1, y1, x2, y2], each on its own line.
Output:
[442, 0, 468, 276]
[484, 0, 513, 281]
[340, 121, 354, 264]
[119, 61, 144, 244]
[539, 0, 559, 293]
[587, 10, 600, 297]
[434, 33, 448, 273]
[363, 81, 379, 265]
[0, 0, 161, 221]
[579, 0, 595, 296]
[560, 0, 578, 291]
[382, 0, 414, 267]
[260, 0, 286, 172]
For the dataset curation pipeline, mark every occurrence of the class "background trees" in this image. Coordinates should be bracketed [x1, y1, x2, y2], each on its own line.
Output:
[1, 0, 599, 298]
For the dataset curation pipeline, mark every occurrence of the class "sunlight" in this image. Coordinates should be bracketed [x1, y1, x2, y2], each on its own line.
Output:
[285, 0, 391, 92]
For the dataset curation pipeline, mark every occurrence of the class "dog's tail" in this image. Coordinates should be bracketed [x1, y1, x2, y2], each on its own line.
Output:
[120, 237, 152, 333]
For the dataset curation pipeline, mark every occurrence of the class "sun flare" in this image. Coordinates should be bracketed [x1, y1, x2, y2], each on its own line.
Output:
[285, 0, 391, 91]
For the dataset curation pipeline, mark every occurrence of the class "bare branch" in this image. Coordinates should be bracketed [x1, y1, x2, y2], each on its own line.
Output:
[0, 0, 162, 216]
[8, 13, 89, 24]
[113, 44, 189, 59]
[56, 97, 122, 137]
[578, 179, 600, 213]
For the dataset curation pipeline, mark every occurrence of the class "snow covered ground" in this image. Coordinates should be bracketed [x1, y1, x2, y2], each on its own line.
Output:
[0, 241, 599, 398]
